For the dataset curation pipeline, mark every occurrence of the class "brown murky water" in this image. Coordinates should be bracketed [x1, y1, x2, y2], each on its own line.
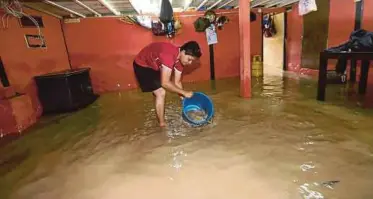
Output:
[1, 73, 373, 199]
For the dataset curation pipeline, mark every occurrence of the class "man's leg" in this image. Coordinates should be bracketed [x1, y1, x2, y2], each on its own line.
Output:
[152, 87, 166, 127]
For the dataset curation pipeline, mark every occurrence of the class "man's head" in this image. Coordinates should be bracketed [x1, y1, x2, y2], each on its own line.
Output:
[179, 41, 202, 66]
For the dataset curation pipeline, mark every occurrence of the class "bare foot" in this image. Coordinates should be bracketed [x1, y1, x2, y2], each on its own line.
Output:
[159, 122, 166, 127]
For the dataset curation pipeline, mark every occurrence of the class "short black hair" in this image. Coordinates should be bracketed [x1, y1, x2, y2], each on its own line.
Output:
[180, 41, 202, 58]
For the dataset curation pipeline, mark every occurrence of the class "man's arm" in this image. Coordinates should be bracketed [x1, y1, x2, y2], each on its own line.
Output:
[174, 70, 184, 99]
[174, 70, 183, 89]
[160, 65, 189, 97]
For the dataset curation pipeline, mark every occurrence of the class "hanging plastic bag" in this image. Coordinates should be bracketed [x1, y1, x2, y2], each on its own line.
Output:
[135, 15, 152, 29]
[159, 0, 173, 23]
[151, 20, 166, 36]
[194, 17, 211, 32]
[298, 0, 317, 16]
[216, 16, 229, 30]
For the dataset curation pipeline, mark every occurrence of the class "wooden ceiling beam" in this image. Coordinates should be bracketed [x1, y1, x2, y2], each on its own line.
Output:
[97, 0, 121, 15]
[43, 0, 86, 18]
[73, 0, 102, 17]
[218, 0, 235, 9]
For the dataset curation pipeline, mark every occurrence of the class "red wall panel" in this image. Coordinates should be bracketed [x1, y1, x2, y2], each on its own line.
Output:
[63, 10, 263, 93]
[327, 0, 355, 48]
[0, 8, 70, 95]
[362, 0, 373, 32]
[286, 3, 303, 73]
[0, 8, 70, 135]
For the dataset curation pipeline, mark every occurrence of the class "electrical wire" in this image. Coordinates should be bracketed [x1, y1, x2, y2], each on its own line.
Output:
[0, 0, 45, 47]
[1, 13, 9, 29]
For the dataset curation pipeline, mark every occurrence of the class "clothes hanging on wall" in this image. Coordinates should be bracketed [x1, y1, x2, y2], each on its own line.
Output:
[263, 14, 276, 38]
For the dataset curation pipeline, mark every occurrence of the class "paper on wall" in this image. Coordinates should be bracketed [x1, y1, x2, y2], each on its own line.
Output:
[299, 0, 318, 16]
[205, 24, 218, 45]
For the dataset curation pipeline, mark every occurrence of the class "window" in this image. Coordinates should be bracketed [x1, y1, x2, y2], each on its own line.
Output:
[19, 15, 44, 28]
[24, 34, 46, 48]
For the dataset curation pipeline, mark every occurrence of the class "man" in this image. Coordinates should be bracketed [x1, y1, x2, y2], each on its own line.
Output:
[133, 41, 202, 127]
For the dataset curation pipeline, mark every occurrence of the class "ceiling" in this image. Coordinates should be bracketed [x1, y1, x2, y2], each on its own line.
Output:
[19, 0, 299, 19]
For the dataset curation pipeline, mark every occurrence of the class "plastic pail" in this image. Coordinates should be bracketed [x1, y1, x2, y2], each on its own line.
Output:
[182, 92, 214, 126]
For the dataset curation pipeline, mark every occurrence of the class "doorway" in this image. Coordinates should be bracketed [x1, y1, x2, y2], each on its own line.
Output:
[263, 12, 285, 77]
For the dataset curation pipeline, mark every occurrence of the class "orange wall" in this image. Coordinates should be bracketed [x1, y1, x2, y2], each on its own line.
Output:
[63, 10, 262, 93]
[327, 0, 355, 48]
[325, 0, 355, 73]
[285, 0, 373, 108]
[362, 0, 373, 31]
[286, 0, 371, 74]
[322, 0, 372, 81]
[0, 8, 70, 134]
[286, 3, 303, 73]
[0, 8, 70, 95]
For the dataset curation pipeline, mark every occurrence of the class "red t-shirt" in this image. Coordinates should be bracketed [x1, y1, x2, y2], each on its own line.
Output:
[134, 42, 184, 73]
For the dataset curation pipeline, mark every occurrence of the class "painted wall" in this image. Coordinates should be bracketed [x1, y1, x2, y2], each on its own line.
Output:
[286, 0, 367, 75]
[326, 0, 355, 73]
[0, 8, 70, 96]
[286, 3, 303, 73]
[285, 0, 373, 108]
[0, 8, 70, 134]
[327, 0, 355, 49]
[363, 0, 373, 31]
[62, 10, 263, 93]
[287, 0, 354, 75]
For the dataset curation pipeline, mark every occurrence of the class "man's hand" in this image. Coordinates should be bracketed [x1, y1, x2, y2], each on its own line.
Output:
[183, 91, 194, 98]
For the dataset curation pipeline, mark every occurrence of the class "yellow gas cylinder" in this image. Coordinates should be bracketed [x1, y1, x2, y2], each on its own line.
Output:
[251, 55, 263, 77]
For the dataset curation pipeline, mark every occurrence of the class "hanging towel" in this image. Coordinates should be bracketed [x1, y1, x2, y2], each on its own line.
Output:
[299, 0, 317, 16]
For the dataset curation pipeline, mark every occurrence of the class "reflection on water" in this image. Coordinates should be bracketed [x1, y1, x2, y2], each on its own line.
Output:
[1, 72, 373, 199]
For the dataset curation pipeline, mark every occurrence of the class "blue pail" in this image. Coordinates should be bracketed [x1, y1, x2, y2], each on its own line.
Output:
[182, 92, 214, 126]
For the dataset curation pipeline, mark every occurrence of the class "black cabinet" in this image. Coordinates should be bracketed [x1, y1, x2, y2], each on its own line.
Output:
[34, 68, 98, 114]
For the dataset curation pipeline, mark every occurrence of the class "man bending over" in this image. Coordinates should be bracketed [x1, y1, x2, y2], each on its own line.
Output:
[133, 41, 202, 127]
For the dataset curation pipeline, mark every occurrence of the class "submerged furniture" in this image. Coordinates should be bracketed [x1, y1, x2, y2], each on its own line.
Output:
[182, 92, 214, 126]
[34, 68, 98, 114]
[317, 51, 372, 101]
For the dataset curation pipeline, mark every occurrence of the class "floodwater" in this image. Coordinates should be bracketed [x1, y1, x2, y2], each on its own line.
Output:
[1, 72, 373, 199]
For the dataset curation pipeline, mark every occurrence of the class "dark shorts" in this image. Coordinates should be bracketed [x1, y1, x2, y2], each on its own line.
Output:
[133, 61, 161, 92]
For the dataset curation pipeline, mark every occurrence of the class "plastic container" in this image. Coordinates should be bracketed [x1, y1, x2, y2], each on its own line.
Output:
[182, 92, 214, 126]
